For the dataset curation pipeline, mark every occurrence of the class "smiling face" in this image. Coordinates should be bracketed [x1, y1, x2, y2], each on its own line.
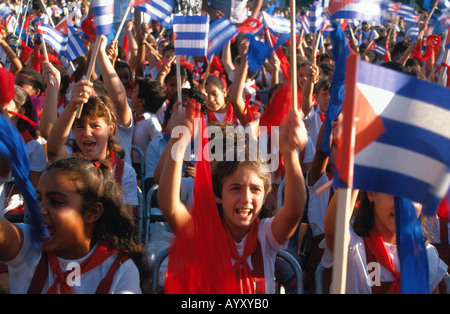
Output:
[73, 117, 114, 160]
[37, 170, 93, 259]
[215, 165, 266, 241]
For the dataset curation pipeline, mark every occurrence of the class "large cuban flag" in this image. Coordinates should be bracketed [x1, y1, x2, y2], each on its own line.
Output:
[327, 0, 384, 23]
[335, 55, 450, 216]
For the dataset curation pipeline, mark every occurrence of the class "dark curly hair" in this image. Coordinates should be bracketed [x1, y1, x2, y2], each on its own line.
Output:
[43, 157, 151, 292]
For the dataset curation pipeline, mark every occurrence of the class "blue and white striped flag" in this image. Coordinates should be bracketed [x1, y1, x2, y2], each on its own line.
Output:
[367, 41, 388, 56]
[397, 3, 420, 23]
[309, 0, 324, 34]
[134, 0, 174, 28]
[262, 11, 292, 34]
[36, 23, 68, 54]
[91, 0, 114, 36]
[207, 17, 238, 59]
[336, 59, 450, 215]
[406, 25, 419, 39]
[66, 23, 88, 62]
[173, 15, 209, 57]
[299, 14, 311, 35]
[0, 5, 13, 22]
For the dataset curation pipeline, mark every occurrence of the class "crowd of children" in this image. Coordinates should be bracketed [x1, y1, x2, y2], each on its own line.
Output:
[0, 0, 448, 294]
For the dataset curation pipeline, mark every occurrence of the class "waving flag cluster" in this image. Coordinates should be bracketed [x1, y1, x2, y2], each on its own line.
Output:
[0, 5, 13, 22]
[335, 57, 450, 215]
[309, 1, 324, 34]
[134, 0, 174, 28]
[34, 17, 87, 62]
[207, 17, 238, 59]
[35, 22, 68, 54]
[262, 11, 292, 35]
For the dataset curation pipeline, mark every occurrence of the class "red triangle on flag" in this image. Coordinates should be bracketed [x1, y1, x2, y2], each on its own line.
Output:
[55, 16, 69, 34]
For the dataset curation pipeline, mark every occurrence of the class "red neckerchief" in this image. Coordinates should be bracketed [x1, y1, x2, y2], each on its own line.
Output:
[20, 129, 35, 144]
[437, 197, 449, 221]
[206, 103, 237, 125]
[222, 218, 265, 294]
[364, 228, 401, 294]
[46, 241, 117, 294]
[108, 150, 118, 168]
[318, 110, 325, 123]
[8, 110, 38, 127]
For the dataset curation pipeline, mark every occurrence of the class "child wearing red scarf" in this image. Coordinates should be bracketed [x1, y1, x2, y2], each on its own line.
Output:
[157, 101, 308, 293]
[0, 157, 150, 293]
[322, 191, 448, 294]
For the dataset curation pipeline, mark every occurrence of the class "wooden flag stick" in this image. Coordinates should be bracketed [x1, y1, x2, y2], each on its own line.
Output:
[176, 55, 182, 104]
[113, 0, 133, 42]
[75, 36, 101, 119]
[331, 54, 359, 294]
[40, 38, 54, 86]
[202, 55, 214, 90]
[289, 0, 298, 114]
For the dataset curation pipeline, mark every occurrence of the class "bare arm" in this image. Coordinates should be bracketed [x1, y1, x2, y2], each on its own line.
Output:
[0, 215, 24, 262]
[96, 35, 132, 127]
[229, 38, 250, 126]
[301, 64, 319, 118]
[156, 103, 194, 233]
[323, 189, 359, 252]
[271, 111, 308, 245]
[0, 34, 22, 75]
[39, 61, 61, 140]
[46, 79, 94, 162]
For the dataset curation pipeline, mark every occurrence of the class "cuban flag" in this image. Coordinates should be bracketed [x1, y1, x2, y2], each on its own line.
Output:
[309, 0, 324, 34]
[134, 0, 174, 28]
[299, 13, 311, 35]
[36, 23, 68, 54]
[367, 41, 388, 55]
[406, 25, 420, 39]
[207, 17, 238, 59]
[173, 15, 209, 57]
[327, 0, 383, 23]
[262, 11, 292, 35]
[91, 0, 114, 36]
[397, 3, 420, 23]
[0, 5, 13, 22]
[335, 56, 450, 216]
[66, 22, 88, 62]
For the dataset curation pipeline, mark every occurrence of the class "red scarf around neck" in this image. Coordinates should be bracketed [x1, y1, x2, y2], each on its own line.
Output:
[364, 228, 401, 294]
[206, 103, 237, 125]
[222, 218, 265, 294]
[46, 241, 117, 294]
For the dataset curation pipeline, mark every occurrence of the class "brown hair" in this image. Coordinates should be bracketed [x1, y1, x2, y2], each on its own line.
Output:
[71, 95, 125, 159]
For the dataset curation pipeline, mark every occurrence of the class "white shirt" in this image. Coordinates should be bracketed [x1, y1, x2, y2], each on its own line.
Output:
[4, 224, 142, 294]
[132, 113, 162, 164]
[233, 218, 288, 293]
[321, 227, 448, 293]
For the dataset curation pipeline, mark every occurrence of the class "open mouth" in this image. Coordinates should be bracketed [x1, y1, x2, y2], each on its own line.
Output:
[235, 208, 252, 217]
[83, 141, 96, 150]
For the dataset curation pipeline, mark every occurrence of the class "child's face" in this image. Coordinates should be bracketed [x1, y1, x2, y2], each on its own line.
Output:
[15, 73, 40, 97]
[297, 66, 308, 90]
[205, 83, 227, 113]
[165, 75, 180, 100]
[73, 117, 114, 160]
[116, 67, 131, 89]
[216, 165, 266, 237]
[37, 170, 91, 259]
[316, 88, 330, 113]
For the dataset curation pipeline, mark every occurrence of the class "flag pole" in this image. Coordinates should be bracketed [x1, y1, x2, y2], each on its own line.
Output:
[176, 55, 182, 104]
[289, 0, 297, 114]
[75, 36, 101, 119]
[113, 0, 133, 42]
[438, 29, 449, 86]
[331, 53, 359, 294]
[202, 54, 214, 90]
